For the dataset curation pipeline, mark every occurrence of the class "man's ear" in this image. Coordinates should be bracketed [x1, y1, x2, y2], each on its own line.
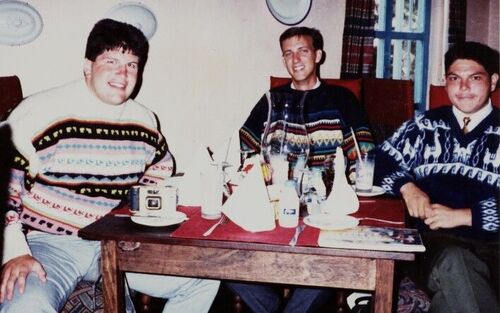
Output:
[83, 59, 92, 78]
[490, 73, 499, 92]
[315, 49, 323, 64]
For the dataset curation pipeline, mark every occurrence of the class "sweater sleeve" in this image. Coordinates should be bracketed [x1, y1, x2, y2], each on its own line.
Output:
[469, 188, 499, 237]
[2, 212, 31, 265]
[239, 94, 269, 154]
[139, 131, 175, 186]
[2, 142, 33, 264]
[373, 117, 421, 196]
[339, 89, 376, 180]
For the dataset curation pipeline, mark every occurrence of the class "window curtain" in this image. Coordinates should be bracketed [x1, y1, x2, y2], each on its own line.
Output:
[427, 0, 467, 109]
[448, 0, 466, 45]
[340, 0, 376, 79]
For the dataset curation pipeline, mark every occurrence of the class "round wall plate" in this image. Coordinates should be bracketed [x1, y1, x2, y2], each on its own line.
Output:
[105, 2, 157, 39]
[266, 0, 312, 26]
[0, 0, 43, 46]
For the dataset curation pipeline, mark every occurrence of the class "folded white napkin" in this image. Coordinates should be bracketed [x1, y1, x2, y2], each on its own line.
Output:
[222, 156, 276, 232]
[321, 146, 359, 215]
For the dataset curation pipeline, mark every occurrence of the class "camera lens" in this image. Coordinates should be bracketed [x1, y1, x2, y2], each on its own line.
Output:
[147, 197, 161, 209]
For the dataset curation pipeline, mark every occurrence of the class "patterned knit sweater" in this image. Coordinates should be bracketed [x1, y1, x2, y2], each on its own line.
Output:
[374, 106, 499, 241]
[3, 80, 174, 262]
[240, 82, 375, 173]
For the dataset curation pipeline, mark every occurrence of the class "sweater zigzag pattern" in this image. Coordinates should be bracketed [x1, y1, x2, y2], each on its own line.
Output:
[240, 83, 375, 169]
[6, 80, 174, 236]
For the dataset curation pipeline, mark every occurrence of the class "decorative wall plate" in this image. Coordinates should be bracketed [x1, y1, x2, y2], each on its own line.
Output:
[266, 0, 312, 26]
[0, 0, 43, 46]
[105, 2, 157, 39]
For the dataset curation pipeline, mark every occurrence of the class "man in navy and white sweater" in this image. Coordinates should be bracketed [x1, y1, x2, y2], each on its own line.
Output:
[374, 41, 499, 312]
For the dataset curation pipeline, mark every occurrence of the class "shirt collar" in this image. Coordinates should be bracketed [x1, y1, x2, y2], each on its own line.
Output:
[291, 78, 321, 90]
[452, 99, 493, 131]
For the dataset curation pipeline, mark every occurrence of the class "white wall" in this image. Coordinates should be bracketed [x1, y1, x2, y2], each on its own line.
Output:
[426, 0, 499, 108]
[466, 0, 500, 51]
[0, 0, 346, 171]
[3, 0, 497, 170]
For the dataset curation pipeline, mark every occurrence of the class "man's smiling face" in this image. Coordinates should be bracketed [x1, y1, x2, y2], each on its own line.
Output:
[445, 59, 499, 114]
[84, 48, 139, 105]
[281, 35, 322, 91]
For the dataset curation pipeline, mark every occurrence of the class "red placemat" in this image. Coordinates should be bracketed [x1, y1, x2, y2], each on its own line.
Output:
[113, 198, 406, 248]
[172, 206, 320, 247]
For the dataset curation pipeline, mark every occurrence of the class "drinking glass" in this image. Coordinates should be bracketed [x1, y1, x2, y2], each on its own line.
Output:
[201, 162, 228, 219]
[355, 153, 375, 192]
[261, 92, 310, 189]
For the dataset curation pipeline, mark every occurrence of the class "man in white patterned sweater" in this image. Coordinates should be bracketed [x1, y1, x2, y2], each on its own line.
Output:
[374, 41, 499, 312]
[0, 19, 219, 313]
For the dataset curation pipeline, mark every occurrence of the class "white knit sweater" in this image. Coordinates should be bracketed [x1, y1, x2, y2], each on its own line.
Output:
[3, 79, 175, 263]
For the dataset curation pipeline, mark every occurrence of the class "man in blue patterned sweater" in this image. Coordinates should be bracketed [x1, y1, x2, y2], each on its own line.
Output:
[374, 41, 499, 312]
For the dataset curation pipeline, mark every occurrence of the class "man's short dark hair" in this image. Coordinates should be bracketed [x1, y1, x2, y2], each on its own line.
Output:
[279, 27, 323, 51]
[445, 41, 499, 77]
[85, 19, 149, 72]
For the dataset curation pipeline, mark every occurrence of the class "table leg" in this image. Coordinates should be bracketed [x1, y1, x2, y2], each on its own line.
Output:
[373, 259, 394, 313]
[101, 240, 125, 313]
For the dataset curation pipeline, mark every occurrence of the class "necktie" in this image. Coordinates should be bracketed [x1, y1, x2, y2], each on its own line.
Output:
[462, 117, 471, 134]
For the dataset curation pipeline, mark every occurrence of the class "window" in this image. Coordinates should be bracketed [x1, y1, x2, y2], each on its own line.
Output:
[374, 0, 431, 112]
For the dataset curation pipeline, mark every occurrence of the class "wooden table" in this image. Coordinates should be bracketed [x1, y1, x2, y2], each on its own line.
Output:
[79, 198, 415, 313]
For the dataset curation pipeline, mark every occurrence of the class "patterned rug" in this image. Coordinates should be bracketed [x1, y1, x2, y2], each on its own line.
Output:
[60, 281, 103, 313]
[397, 277, 430, 313]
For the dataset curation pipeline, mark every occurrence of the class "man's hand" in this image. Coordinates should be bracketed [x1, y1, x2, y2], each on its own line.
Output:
[400, 182, 432, 219]
[0, 254, 46, 303]
[424, 204, 472, 230]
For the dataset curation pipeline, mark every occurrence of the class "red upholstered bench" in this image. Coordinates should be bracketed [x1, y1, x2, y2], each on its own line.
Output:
[429, 84, 499, 109]
[270, 76, 415, 144]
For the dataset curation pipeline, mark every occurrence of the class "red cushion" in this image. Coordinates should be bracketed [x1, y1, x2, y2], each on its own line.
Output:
[270, 76, 363, 101]
[0, 75, 23, 120]
[429, 84, 499, 109]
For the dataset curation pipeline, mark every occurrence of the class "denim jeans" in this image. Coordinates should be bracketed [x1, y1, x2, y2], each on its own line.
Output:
[0, 231, 220, 313]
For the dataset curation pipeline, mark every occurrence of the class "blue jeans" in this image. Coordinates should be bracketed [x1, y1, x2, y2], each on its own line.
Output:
[0, 231, 220, 313]
[226, 282, 334, 313]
